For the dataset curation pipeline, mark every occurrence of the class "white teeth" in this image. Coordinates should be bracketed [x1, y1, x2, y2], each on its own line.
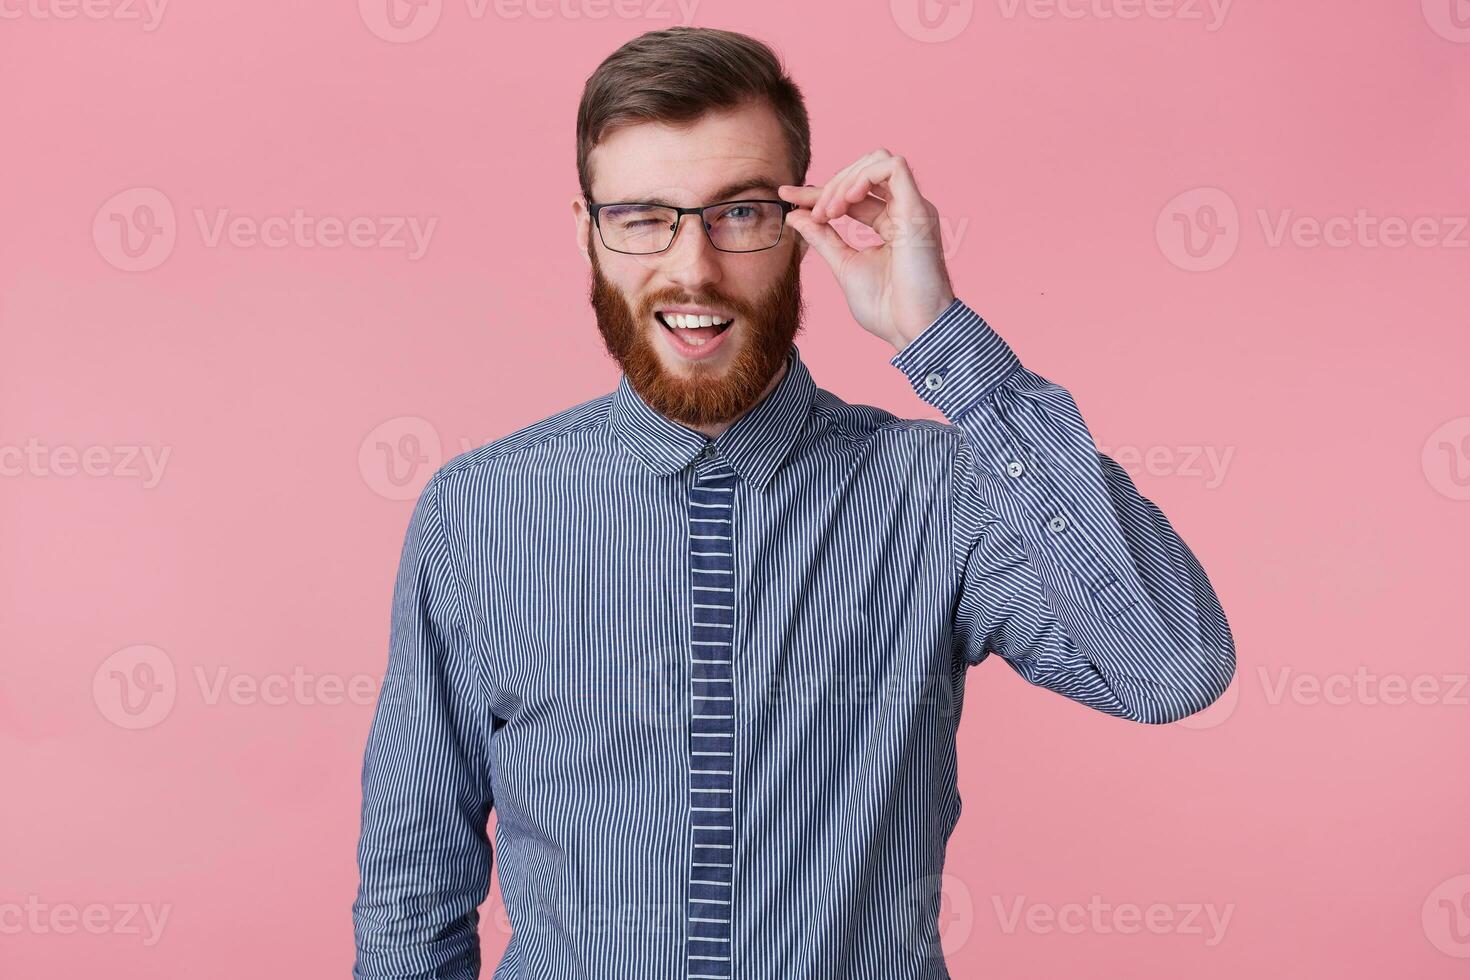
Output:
[660, 312, 731, 329]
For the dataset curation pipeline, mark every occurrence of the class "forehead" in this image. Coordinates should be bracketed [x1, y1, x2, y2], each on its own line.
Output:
[587, 101, 792, 204]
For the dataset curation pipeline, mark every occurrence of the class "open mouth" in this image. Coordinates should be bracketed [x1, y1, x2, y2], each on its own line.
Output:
[655, 310, 735, 349]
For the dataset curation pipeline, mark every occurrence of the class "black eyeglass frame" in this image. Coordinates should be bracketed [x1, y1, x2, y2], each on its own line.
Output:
[586, 198, 799, 255]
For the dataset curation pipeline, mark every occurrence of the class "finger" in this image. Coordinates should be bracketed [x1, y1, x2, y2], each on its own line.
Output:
[834, 155, 923, 227]
[812, 151, 884, 223]
[785, 207, 857, 274]
[833, 161, 942, 254]
[777, 184, 820, 207]
[809, 169, 849, 224]
[829, 157, 921, 225]
[830, 194, 894, 240]
[824, 173, 888, 223]
[817, 149, 892, 222]
[813, 157, 873, 223]
[881, 155, 929, 221]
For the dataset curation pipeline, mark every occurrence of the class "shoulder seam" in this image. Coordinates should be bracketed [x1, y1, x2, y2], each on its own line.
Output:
[436, 398, 613, 480]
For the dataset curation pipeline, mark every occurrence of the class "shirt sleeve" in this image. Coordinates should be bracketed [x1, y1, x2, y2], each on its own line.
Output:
[890, 298, 1236, 724]
[352, 473, 495, 979]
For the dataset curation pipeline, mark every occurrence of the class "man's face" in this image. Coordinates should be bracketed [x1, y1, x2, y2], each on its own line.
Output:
[574, 101, 807, 429]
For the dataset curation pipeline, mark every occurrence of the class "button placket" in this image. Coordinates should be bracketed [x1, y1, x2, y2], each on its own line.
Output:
[686, 454, 738, 980]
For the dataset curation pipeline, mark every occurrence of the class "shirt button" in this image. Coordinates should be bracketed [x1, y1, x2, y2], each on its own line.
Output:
[1006, 460, 1024, 478]
[923, 372, 945, 391]
[1048, 515, 1068, 533]
[699, 444, 714, 460]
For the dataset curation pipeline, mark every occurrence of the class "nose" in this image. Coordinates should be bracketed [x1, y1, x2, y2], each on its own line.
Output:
[658, 212, 723, 293]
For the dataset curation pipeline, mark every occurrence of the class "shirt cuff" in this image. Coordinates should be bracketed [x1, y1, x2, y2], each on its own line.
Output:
[889, 298, 1023, 419]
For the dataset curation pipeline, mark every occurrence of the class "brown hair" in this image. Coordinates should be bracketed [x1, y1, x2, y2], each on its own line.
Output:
[576, 27, 811, 202]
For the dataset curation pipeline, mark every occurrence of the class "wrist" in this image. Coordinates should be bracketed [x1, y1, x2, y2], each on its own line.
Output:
[892, 294, 959, 353]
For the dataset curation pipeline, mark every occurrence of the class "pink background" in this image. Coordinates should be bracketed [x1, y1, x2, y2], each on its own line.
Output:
[3, 1, 1468, 977]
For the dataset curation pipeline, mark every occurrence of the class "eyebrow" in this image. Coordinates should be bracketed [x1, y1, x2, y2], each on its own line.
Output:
[620, 176, 783, 207]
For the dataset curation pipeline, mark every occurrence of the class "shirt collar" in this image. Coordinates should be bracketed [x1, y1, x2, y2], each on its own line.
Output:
[607, 343, 818, 492]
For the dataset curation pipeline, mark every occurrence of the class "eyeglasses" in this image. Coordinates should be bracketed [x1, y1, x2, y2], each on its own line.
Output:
[587, 198, 798, 255]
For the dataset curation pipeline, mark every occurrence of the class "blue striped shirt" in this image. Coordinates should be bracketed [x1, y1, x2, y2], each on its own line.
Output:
[351, 298, 1236, 980]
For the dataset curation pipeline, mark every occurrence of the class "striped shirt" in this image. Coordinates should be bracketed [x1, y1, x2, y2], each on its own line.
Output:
[351, 298, 1236, 980]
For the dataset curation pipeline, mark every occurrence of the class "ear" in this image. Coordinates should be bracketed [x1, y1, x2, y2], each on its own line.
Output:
[571, 196, 592, 267]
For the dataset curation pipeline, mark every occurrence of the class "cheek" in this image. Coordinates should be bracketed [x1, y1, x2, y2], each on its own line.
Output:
[722, 255, 790, 301]
[601, 261, 655, 307]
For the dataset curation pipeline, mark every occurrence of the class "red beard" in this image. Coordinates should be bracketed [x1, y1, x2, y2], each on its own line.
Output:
[589, 245, 805, 428]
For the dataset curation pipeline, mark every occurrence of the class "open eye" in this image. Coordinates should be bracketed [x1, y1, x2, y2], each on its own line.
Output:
[712, 204, 759, 222]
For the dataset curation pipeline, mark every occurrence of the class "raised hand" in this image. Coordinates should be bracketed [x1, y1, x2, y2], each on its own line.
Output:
[779, 149, 956, 352]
